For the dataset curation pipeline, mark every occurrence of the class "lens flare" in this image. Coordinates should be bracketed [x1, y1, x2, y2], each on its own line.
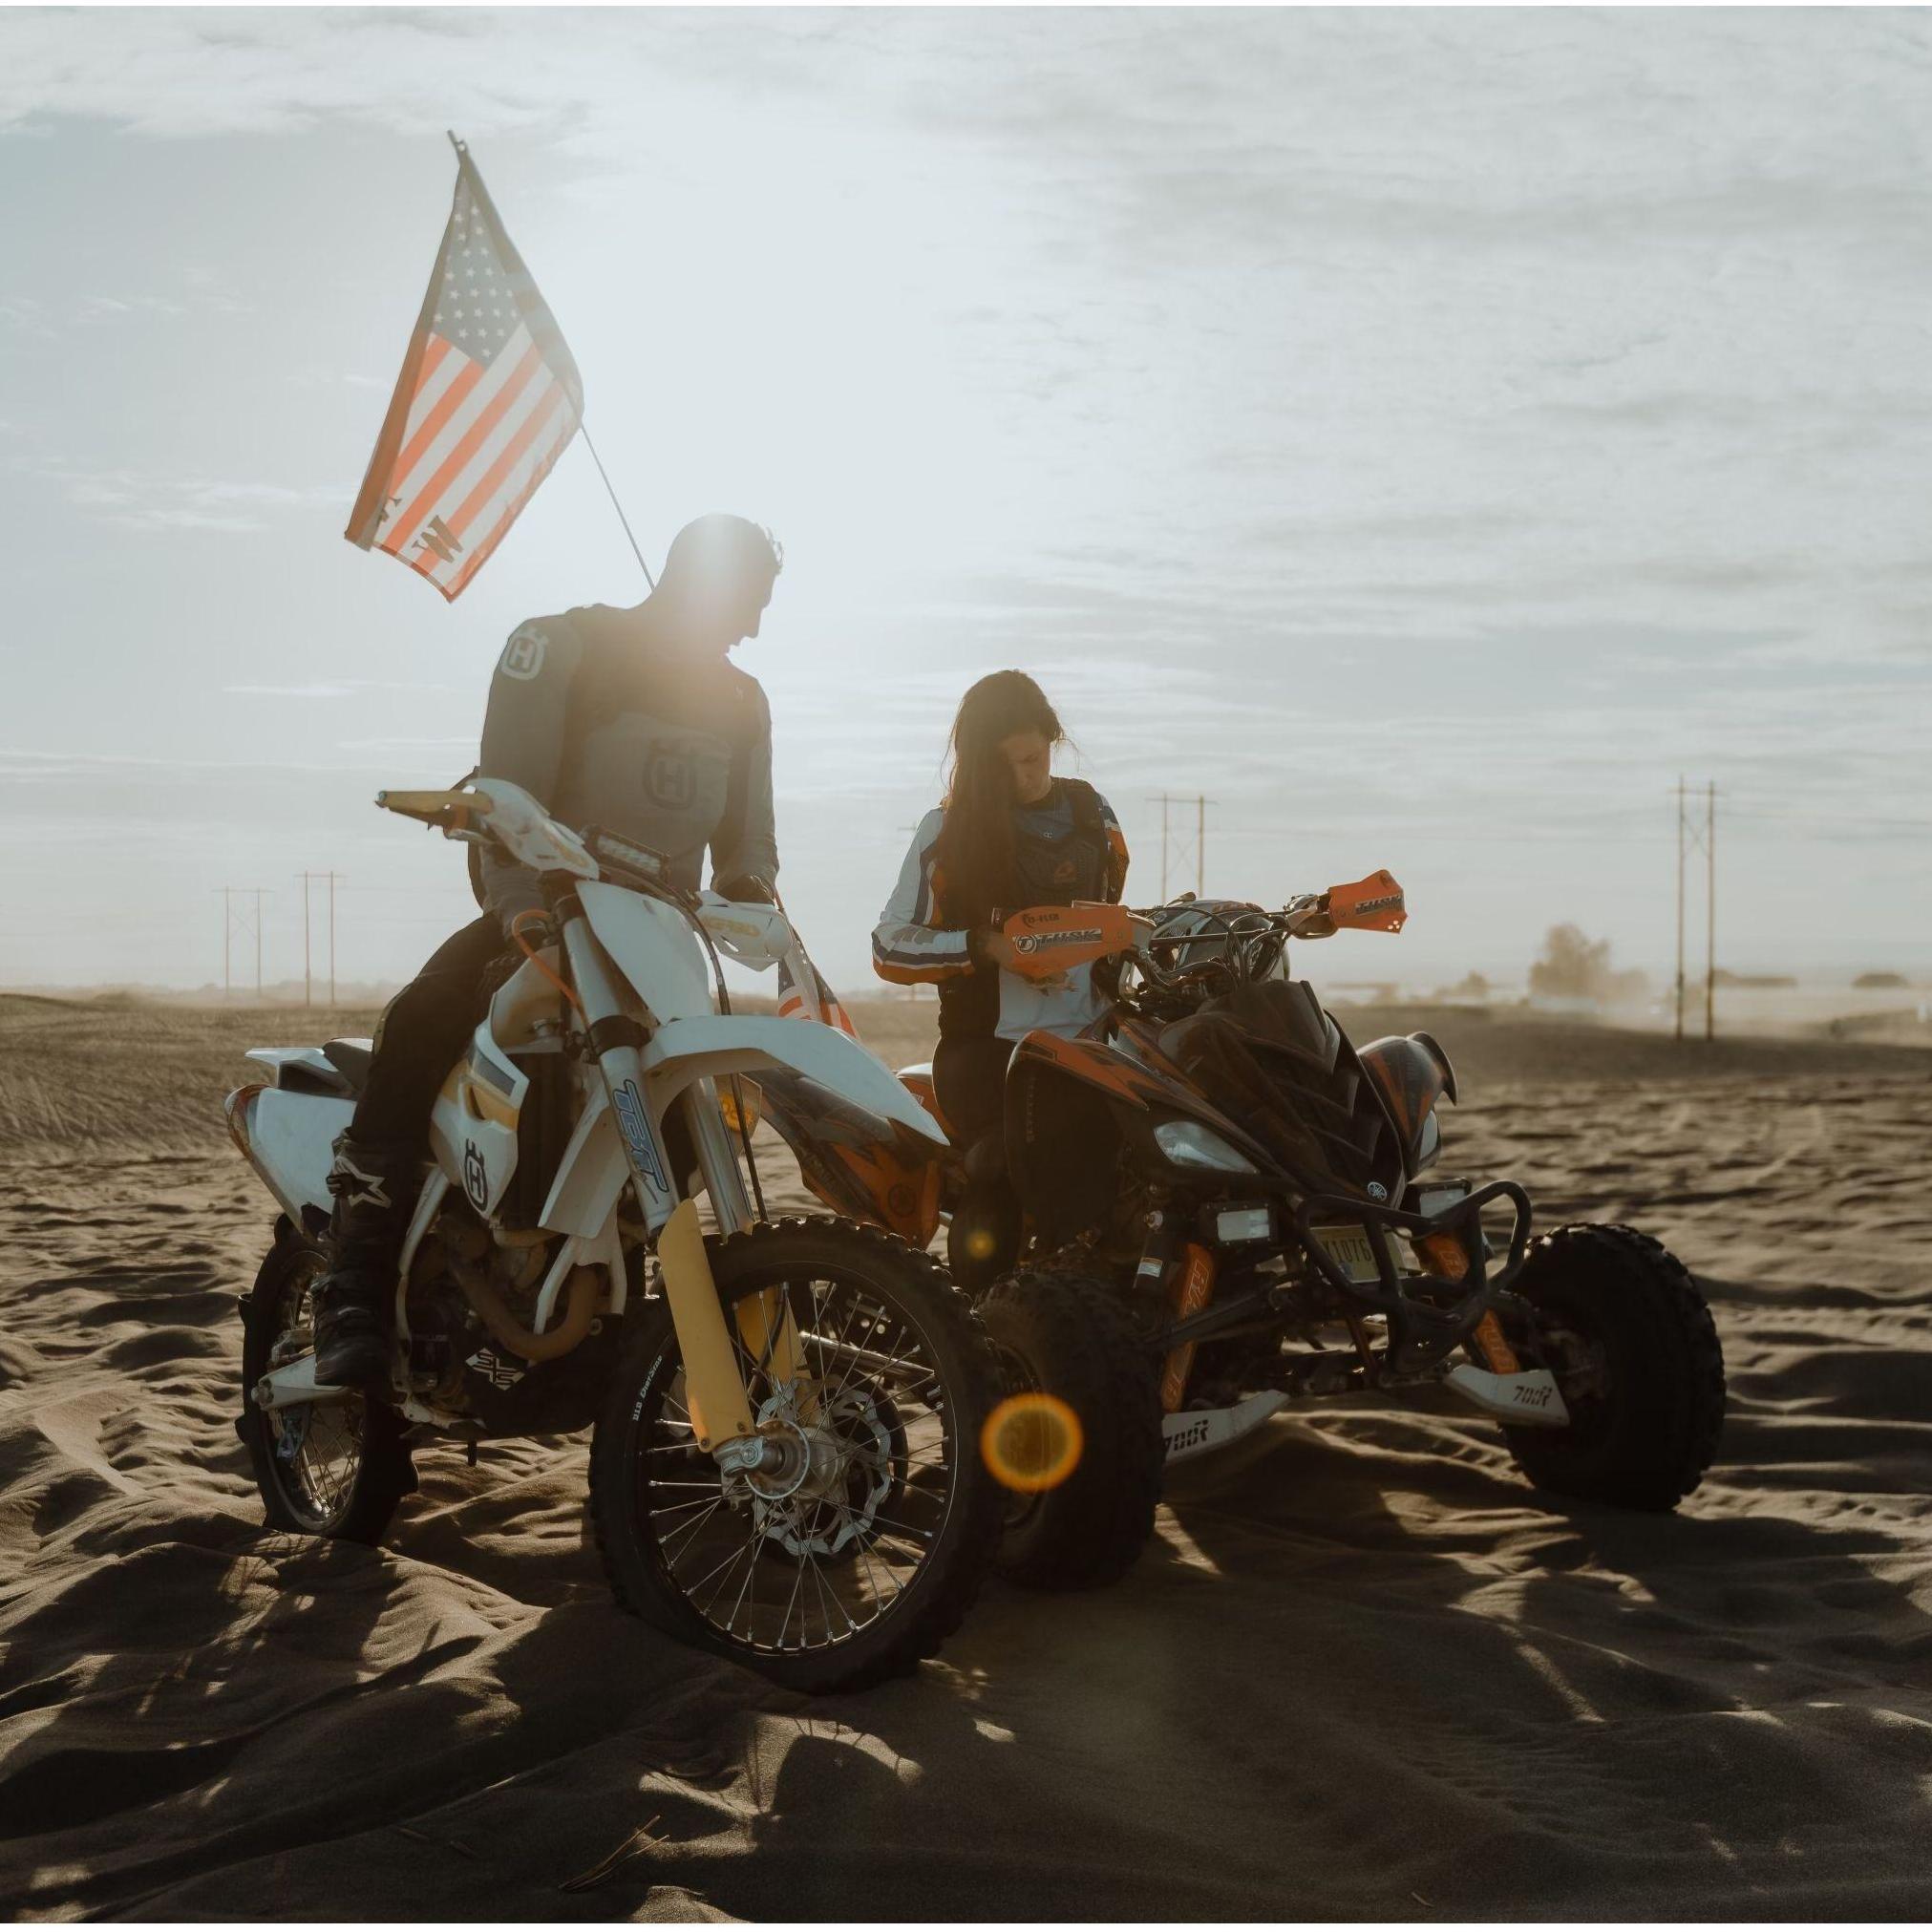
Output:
[980, 1391, 1083, 1493]
[963, 1225, 999, 1262]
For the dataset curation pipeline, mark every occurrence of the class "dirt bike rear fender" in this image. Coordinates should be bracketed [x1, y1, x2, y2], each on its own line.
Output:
[224, 1082, 352, 1222]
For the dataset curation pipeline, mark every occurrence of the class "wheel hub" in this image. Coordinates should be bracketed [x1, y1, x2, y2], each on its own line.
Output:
[752, 1386, 897, 1559]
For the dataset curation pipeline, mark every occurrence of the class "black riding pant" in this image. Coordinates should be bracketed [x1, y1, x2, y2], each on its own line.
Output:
[350, 916, 506, 1152]
[933, 1034, 1020, 1289]
[931, 1034, 1015, 1151]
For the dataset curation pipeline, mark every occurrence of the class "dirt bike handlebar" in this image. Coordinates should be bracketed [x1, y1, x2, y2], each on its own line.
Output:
[374, 787, 493, 832]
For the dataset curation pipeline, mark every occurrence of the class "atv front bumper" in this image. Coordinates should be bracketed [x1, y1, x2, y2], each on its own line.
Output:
[1296, 1178, 1534, 1376]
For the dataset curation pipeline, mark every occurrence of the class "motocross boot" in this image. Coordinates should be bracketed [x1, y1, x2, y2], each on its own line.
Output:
[312, 1135, 417, 1389]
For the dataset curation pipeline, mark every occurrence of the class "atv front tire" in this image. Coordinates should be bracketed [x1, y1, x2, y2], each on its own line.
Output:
[977, 1269, 1164, 1590]
[1502, 1223, 1725, 1512]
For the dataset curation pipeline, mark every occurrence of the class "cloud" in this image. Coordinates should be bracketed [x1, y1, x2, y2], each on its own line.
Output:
[225, 683, 455, 702]
[19, 461, 349, 535]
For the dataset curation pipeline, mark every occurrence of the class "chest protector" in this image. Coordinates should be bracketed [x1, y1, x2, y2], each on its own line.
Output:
[939, 778, 1113, 1038]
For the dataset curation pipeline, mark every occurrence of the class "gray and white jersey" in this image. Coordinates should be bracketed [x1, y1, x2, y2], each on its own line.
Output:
[475, 603, 777, 928]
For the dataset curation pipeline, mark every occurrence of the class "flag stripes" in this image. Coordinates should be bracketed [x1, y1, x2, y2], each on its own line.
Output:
[346, 140, 584, 601]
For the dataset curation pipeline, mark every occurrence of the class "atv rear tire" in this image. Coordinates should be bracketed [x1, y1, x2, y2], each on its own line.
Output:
[978, 1269, 1164, 1590]
[1502, 1223, 1725, 1513]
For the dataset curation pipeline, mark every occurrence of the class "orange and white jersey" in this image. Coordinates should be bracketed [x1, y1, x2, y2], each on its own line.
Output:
[872, 793, 1130, 1041]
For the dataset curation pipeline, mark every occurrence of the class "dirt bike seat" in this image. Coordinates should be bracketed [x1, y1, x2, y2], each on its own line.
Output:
[322, 1038, 375, 1095]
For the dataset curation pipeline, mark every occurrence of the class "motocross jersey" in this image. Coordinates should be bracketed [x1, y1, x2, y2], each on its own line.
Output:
[473, 601, 777, 929]
[872, 777, 1129, 1041]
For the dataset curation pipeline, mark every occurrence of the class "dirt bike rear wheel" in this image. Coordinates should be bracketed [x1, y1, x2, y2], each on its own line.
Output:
[1501, 1222, 1726, 1513]
[977, 1268, 1164, 1590]
[239, 1221, 413, 1545]
[590, 1217, 1002, 1693]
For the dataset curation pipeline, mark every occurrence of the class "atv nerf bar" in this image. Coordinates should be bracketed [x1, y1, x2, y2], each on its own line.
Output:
[1295, 1179, 1534, 1376]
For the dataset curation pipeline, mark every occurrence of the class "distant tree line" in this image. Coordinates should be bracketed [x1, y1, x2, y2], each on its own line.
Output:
[1528, 924, 1648, 1006]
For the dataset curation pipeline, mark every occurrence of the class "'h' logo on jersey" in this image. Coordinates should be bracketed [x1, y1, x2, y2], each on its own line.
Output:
[500, 626, 546, 681]
[646, 753, 693, 809]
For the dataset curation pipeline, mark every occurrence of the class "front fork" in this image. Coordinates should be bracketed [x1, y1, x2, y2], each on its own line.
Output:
[559, 902, 805, 1464]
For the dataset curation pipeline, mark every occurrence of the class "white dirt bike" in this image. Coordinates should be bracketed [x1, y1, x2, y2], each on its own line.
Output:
[226, 778, 1002, 1691]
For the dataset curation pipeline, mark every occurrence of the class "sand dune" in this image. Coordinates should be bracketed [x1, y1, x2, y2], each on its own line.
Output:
[2, 996, 1929, 1919]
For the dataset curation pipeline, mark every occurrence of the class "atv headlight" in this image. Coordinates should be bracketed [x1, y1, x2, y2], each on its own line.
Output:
[1154, 1119, 1258, 1175]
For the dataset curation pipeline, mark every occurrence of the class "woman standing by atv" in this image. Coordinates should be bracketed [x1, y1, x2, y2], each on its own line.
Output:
[871, 671, 1129, 1288]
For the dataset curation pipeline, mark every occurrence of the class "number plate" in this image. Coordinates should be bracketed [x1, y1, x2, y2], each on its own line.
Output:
[1311, 1224, 1382, 1284]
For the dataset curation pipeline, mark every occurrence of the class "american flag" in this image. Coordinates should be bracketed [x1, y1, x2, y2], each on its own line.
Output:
[346, 140, 583, 600]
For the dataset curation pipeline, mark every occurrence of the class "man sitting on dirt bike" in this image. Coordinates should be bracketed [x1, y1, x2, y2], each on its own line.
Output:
[312, 512, 786, 1387]
[871, 669, 1129, 1289]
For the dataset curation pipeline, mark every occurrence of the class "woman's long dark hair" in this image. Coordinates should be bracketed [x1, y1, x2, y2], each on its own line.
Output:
[934, 670, 1065, 928]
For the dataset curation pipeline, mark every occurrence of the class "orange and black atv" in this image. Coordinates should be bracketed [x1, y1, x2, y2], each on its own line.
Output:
[906, 875, 1728, 1591]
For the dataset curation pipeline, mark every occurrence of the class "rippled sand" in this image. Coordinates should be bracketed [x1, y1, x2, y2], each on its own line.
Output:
[2, 993, 1928, 1919]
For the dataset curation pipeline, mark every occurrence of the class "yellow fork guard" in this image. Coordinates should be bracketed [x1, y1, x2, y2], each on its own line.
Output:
[656, 1200, 755, 1450]
[736, 1285, 817, 1424]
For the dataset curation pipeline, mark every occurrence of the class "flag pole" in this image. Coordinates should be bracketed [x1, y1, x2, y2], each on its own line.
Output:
[447, 130, 652, 593]
[580, 423, 656, 591]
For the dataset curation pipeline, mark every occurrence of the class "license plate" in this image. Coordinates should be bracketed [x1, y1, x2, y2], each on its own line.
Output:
[1311, 1224, 1382, 1284]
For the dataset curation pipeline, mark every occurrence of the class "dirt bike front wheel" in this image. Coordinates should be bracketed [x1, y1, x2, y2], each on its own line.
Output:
[590, 1217, 1003, 1694]
[238, 1222, 413, 1545]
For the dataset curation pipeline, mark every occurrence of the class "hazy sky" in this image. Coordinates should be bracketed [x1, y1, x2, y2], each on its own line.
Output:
[3, 7, 1928, 999]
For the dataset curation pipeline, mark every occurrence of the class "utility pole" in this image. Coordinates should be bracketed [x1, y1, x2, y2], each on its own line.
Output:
[1706, 780, 1716, 1043]
[219, 888, 268, 1002]
[1147, 793, 1212, 900]
[296, 871, 347, 1008]
[1674, 777, 1687, 1042]
[1671, 779, 1717, 1044]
